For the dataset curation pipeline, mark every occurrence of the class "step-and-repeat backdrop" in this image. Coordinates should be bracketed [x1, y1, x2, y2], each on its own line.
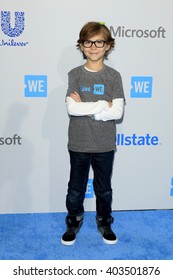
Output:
[0, 0, 173, 213]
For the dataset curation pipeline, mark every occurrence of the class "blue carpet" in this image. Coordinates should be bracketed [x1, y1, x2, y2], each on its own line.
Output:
[0, 210, 172, 260]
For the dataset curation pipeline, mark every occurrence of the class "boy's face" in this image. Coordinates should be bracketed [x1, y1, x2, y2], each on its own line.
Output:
[80, 34, 110, 63]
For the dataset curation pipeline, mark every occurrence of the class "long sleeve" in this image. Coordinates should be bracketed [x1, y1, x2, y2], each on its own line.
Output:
[94, 98, 124, 121]
[66, 96, 109, 116]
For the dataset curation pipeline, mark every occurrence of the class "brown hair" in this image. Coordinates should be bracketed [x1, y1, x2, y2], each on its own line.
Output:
[77, 22, 115, 58]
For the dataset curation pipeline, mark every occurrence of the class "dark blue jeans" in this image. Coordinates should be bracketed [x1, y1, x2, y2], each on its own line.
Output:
[66, 150, 115, 218]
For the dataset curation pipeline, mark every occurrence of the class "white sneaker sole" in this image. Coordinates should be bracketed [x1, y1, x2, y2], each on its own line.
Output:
[103, 237, 118, 245]
[61, 237, 76, 246]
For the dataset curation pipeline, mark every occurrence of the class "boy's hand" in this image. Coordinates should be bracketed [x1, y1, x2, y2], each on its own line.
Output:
[70, 92, 81, 102]
[108, 101, 112, 108]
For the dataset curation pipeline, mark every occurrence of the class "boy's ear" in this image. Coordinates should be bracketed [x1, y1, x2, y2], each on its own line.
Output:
[80, 44, 84, 51]
[106, 44, 111, 51]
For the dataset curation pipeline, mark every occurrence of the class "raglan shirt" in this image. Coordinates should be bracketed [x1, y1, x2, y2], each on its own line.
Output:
[66, 65, 125, 153]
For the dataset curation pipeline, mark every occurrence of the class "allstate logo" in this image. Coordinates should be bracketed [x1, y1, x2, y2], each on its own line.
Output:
[117, 133, 159, 146]
[0, 11, 29, 47]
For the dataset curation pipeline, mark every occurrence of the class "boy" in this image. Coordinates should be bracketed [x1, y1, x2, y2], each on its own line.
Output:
[61, 22, 125, 245]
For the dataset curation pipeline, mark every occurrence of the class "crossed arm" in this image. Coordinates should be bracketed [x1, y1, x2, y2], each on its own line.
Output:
[66, 91, 124, 121]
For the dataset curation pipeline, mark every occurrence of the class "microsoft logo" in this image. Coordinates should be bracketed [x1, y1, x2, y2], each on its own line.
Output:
[0, 134, 22, 145]
[110, 26, 166, 39]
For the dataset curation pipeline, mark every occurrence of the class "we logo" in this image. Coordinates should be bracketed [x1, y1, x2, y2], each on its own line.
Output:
[130, 76, 153, 98]
[1, 11, 25, 37]
[170, 178, 173, 197]
[85, 179, 94, 198]
[93, 84, 105, 95]
[24, 75, 47, 97]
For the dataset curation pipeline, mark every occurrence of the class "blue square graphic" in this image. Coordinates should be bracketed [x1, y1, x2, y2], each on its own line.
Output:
[170, 177, 173, 196]
[93, 84, 104, 95]
[24, 75, 47, 97]
[85, 179, 94, 198]
[170, 188, 173, 196]
[130, 76, 153, 98]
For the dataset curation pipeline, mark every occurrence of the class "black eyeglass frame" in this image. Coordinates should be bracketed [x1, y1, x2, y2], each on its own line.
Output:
[82, 40, 107, 48]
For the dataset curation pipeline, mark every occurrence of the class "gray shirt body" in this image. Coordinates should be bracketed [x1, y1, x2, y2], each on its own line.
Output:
[66, 64, 124, 153]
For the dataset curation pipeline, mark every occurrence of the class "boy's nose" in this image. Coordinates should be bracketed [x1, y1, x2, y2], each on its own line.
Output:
[91, 43, 97, 49]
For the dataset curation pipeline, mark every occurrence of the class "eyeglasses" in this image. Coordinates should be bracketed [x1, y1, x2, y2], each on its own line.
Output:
[82, 40, 106, 48]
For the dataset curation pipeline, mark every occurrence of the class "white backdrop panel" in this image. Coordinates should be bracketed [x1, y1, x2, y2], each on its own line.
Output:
[0, 0, 173, 213]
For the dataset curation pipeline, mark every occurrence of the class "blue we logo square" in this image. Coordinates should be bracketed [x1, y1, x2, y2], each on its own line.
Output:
[93, 84, 104, 95]
[85, 179, 94, 198]
[24, 75, 47, 97]
[170, 177, 173, 196]
[130, 76, 153, 98]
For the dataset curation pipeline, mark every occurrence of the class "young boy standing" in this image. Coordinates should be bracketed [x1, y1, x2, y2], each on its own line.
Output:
[61, 22, 125, 245]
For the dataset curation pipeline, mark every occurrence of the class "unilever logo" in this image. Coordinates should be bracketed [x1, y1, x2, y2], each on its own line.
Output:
[130, 76, 153, 98]
[1, 11, 24, 37]
[24, 75, 47, 97]
[0, 11, 28, 47]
